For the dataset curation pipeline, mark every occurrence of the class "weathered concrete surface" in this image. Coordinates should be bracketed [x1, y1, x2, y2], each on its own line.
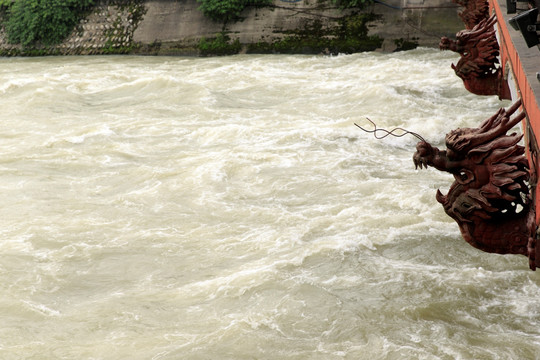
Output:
[133, 0, 358, 54]
[0, 0, 464, 56]
[133, 0, 463, 53]
[368, 1, 467, 50]
[134, 0, 216, 45]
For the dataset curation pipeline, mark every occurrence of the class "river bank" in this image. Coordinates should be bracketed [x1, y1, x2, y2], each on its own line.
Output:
[0, 0, 462, 56]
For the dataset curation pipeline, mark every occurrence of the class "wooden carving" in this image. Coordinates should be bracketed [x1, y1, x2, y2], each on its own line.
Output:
[453, 0, 490, 29]
[413, 100, 538, 270]
[440, 15, 511, 100]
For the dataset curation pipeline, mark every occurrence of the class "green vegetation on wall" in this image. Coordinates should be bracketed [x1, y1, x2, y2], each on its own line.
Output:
[198, 32, 242, 56]
[196, 0, 374, 22]
[195, 13, 382, 56]
[3, 0, 95, 47]
[394, 37, 419, 52]
[102, 2, 147, 54]
[248, 13, 383, 55]
[197, 0, 272, 23]
[331, 0, 373, 9]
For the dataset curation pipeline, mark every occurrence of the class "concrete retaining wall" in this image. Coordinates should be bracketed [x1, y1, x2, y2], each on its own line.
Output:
[134, 0, 463, 53]
[0, 0, 464, 56]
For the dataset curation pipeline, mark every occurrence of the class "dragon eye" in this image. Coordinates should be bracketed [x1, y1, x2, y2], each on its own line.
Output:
[454, 169, 475, 185]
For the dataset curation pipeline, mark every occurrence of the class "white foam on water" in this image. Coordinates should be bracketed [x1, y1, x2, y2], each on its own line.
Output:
[0, 51, 538, 359]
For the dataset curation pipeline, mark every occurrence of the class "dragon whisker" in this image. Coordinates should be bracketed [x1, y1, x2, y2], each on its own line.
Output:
[354, 117, 427, 143]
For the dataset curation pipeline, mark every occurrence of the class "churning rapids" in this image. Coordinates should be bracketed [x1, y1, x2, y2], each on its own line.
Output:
[1, 49, 539, 359]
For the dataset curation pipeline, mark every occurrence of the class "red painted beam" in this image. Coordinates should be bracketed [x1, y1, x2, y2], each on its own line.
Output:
[489, 0, 540, 222]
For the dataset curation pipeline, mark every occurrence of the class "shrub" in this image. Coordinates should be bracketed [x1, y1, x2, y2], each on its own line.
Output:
[394, 38, 419, 52]
[5, 0, 95, 47]
[331, 0, 373, 9]
[197, 0, 272, 23]
[0, 0, 12, 9]
[247, 14, 382, 55]
[198, 32, 242, 56]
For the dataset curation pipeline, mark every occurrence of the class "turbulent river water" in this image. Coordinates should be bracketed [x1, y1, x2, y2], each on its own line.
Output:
[1, 49, 539, 359]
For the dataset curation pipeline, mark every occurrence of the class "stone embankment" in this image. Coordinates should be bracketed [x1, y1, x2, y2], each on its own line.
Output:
[0, 1, 145, 56]
[0, 0, 462, 56]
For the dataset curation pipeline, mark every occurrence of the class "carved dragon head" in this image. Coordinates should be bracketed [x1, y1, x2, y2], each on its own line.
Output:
[435, 100, 530, 221]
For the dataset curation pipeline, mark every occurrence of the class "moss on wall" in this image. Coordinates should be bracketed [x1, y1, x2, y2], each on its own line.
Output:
[198, 32, 242, 56]
[0, 0, 462, 56]
[246, 13, 383, 55]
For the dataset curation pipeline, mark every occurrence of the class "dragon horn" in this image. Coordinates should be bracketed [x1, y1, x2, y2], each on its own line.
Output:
[454, 100, 525, 152]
